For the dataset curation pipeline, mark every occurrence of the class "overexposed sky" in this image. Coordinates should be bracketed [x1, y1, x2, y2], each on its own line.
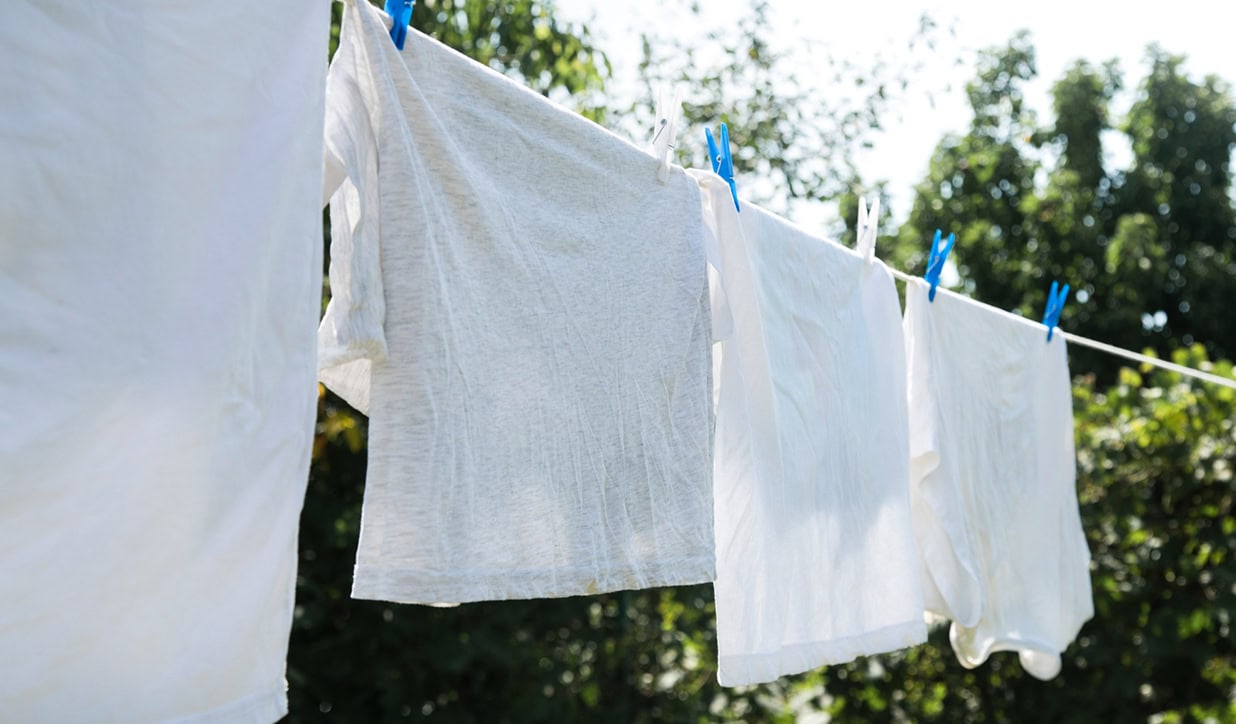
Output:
[555, 0, 1236, 226]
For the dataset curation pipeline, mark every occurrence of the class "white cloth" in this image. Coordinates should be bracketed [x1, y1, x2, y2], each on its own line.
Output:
[697, 177, 927, 687]
[903, 278, 1094, 680]
[0, 3, 328, 722]
[320, 0, 716, 604]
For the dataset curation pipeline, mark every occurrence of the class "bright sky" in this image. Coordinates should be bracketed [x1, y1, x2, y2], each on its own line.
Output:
[555, 0, 1236, 227]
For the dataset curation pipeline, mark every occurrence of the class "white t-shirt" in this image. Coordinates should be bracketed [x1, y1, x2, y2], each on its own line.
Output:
[0, 2, 328, 722]
[696, 175, 927, 687]
[904, 278, 1094, 680]
[320, 0, 716, 605]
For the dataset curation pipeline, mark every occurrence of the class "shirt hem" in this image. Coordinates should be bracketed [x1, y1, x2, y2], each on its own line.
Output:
[161, 684, 287, 724]
[949, 611, 1092, 681]
[717, 619, 927, 687]
[351, 558, 717, 604]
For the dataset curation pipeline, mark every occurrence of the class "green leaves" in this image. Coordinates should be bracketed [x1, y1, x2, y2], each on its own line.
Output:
[630, 2, 945, 221]
[302, 11, 1236, 721]
[330, 1, 611, 113]
[1068, 346, 1236, 720]
[889, 38, 1236, 383]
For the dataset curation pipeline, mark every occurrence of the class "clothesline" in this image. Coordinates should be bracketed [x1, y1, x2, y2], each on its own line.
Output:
[884, 266, 1236, 391]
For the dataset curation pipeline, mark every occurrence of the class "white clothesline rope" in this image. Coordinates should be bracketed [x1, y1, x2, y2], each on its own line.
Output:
[885, 266, 1236, 391]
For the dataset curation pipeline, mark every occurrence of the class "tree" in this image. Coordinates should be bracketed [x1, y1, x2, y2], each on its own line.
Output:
[296, 10, 1236, 721]
[780, 350, 1236, 724]
[882, 33, 1039, 300]
[1117, 49, 1236, 360]
[858, 34, 1236, 722]
[887, 38, 1236, 380]
[1067, 349, 1236, 721]
[629, 2, 945, 219]
[328, 0, 609, 112]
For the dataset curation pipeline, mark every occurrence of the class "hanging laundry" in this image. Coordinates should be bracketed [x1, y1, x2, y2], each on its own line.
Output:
[0, 2, 329, 722]
[319, 0, 716, 605]
[903, 278, 1094, 680]
[695, 173, 927, 687]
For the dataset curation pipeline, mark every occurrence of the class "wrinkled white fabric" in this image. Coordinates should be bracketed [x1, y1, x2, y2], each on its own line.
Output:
[904, 278, 1093, 680]
[0, 2, 329, 722]
[320, 1, 715, 604]
[698, 178, 927, 687]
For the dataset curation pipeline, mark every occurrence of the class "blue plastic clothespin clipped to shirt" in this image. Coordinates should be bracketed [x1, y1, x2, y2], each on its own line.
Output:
[924, 228, 956, 302]
[1041, 280, 1070, 342]
[705, 123, 740, 212]
[385, 0, 413, 50]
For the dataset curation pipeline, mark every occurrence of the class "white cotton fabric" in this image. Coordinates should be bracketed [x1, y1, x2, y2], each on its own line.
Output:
[0, 3, 329, 722]
[903, 279, 1094, 680]
[696, 176, 927, 687]
[320, 0, 716, 604]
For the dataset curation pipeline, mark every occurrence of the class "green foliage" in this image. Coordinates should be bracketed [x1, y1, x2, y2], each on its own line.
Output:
[630, 3, 943, 219]
[330, 1, 610, 117]
[1118, 49, 1236, 360]
[1047, 59, 1121, 190]
[296, 386, 768, 720]
[295, 9, 1236, 722]
[410, 0, 610, 118]
[295, 352, 1236, 722]
[888, 37, 1236, 381]
[1068, 347, 1236, 720]
[799, 350, 1236, 723]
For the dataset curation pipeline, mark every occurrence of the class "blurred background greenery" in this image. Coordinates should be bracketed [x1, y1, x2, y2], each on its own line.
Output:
[291, 2, 1236, 720]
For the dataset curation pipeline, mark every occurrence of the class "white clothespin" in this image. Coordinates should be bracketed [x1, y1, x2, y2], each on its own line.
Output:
[652, 85, 684, 183]
[856, 195, 880, 263]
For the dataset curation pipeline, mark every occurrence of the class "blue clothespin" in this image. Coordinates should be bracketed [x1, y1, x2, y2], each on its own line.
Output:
[705, 124, 740, 212]
[1041, 280, 1070, 342]
[924, 229, 955, 302]
[385, 0, 413, 50]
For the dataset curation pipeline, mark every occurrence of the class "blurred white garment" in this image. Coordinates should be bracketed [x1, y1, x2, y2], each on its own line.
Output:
[697, 175, 926, 687]
[0, 2, 330, 721]
[904, 278, 1094, 680]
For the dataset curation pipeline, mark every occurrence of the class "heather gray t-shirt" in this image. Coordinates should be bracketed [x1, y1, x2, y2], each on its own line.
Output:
[319, 0, 715, 604]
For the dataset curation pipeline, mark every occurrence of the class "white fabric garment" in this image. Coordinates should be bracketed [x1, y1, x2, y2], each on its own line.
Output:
[903, 278, 1094, 680]
[0, 3, 329, 722]
[697, 176, 927, 687]
[319, 0, 716, 604]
